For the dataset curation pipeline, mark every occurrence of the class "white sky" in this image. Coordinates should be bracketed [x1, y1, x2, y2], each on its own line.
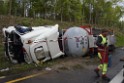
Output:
[117, 1, 124, 21]
[117, 1, 124, 7]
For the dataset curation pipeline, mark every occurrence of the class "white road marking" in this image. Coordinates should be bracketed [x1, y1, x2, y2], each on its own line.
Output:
[109, 69, 124, 83]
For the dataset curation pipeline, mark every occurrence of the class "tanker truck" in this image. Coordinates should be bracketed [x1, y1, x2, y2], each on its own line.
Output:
[2, 24, 116, 64]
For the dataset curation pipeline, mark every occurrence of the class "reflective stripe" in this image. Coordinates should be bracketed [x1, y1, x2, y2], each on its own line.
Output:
[98, 52, 102, 59]
[102, 63, 108, 75]
[99, 34, 107, 45]
[98, 64, 103, 70]
[97, 63, 108, 75]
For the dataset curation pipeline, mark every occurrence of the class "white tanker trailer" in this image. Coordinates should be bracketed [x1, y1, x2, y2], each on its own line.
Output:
[63, 26, 116, 57]
[63, 27, 89, 57]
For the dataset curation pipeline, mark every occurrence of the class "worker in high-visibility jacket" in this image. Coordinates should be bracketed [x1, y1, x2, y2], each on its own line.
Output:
[94, 29, 110, 81]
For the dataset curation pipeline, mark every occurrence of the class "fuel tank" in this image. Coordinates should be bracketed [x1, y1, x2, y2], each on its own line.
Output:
[63, 27, 89, 57]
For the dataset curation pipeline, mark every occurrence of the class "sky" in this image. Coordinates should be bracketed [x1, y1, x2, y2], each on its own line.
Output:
[117, 1, 124, 7]
[118, 1, 124, 21]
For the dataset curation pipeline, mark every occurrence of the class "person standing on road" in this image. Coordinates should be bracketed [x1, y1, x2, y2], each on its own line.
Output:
[94, 29, 110, 81]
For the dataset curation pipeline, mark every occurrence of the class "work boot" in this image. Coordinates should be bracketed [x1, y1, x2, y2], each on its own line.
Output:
[102, 75, 110, 81]
[94, 69, 100, 77]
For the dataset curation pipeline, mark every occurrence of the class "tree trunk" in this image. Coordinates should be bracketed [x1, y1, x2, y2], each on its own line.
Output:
[61, 13, 63, 22]
[53, 7, 56, 20]
[8, 0, 12, 15]
[60, 7, 63, 22]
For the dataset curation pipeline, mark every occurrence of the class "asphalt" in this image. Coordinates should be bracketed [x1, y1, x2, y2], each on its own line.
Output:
[0, 48, 124, 83]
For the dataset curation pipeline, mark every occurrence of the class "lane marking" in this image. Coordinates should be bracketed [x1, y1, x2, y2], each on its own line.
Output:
[5, 72, 47, 83]
[109, 69, 124, 83]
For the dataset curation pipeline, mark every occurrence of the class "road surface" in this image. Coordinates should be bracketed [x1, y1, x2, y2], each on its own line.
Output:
[0, 48, 124, 83]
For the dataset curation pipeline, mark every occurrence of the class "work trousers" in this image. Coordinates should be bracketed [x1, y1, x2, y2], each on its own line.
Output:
[97, 50, 108, 75]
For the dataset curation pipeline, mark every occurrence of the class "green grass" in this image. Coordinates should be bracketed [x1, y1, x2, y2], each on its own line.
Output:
[115, 32, 124, 47]
[11, 17, 82, 29]
[0, 56, 58, 76]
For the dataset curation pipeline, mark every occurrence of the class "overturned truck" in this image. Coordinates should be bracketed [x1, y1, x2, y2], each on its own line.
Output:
[2, 24, 64, 64]
[2, 24, 116, 64]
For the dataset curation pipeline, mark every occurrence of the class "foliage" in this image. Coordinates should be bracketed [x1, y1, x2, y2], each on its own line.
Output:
[0, 0, 124, 27]
[115, 31, 124, 47]
[0, 1, 8, 15]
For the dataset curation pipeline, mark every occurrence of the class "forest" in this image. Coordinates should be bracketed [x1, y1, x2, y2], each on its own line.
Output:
[0, 0, 124, 28]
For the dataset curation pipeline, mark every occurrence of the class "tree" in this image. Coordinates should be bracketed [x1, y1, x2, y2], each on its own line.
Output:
[55, 0, 82, 22]
[11, 0, 18, 16]
[0, 1, 8, 15]
[82, 0, 124, 26]
[0, 0, 123, 28]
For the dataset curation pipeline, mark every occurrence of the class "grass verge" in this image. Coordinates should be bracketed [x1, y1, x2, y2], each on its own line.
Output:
[115, 32, 124, 47]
